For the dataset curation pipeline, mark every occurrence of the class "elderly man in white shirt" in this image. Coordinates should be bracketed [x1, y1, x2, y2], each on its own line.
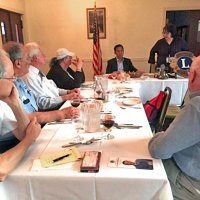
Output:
[23, 42, 82, 111]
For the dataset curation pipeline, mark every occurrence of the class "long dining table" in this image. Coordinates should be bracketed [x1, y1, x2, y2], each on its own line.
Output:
[0, 80, 173, 200]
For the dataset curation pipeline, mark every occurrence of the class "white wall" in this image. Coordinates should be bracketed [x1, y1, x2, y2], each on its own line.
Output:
[1, 0, 200, 80]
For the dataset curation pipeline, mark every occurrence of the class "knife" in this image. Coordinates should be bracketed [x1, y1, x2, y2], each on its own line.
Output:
[114, 123, 142, 129]
[61, 138, 101, 148]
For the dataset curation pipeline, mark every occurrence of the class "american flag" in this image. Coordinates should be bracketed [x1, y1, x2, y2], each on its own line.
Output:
[92, 4, 103, 75]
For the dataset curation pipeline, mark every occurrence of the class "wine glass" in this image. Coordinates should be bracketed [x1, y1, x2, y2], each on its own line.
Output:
[72, 117, 84, 142]
[96, 90, 103, 99]
[70, 98, 83, 142]
[70, 98, 80, 108]
[102, 114, 115, 140]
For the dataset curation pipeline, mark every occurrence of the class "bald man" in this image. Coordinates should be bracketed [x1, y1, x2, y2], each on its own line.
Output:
[148, 56, 200, 200]
[0, 50, 41, 181]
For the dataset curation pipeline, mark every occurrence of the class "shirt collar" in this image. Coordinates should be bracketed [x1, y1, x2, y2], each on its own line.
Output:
[116, 57, 124, 62]
[189, 91, 200, 99]
[29, 65, 40, 74]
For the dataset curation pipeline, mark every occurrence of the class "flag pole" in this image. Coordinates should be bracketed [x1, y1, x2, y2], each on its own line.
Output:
[92, 1, 103, 76]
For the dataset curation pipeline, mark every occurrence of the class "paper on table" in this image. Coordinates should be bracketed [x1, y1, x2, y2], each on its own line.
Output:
[40, 147, 81, 168]
[32, 159, 73, 171]
[108, 157, 153, 170]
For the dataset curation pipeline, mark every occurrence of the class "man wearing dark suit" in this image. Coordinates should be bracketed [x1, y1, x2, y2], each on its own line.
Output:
[106, 44, 138, 74]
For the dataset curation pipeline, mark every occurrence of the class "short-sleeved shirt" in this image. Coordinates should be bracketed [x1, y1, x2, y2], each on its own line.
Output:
[14, 79, 38, 113]
[0, 101, 17, 141]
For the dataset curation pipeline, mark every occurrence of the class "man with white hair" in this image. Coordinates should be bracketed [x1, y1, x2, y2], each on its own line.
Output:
[148, 56, 200, 199]
[47, 48, 85, 90]
[0, 49, 41, 180]
[23, 42, 83, 111]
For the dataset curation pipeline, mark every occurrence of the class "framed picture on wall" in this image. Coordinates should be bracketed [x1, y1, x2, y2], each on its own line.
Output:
[86, 7, 106, 39]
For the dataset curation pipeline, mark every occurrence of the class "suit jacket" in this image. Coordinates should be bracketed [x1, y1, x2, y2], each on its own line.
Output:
[106, 57, 137, 74]
[47, 64, 85, 90]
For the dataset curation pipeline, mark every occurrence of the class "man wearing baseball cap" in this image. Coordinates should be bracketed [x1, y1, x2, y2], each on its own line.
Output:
[47, 48, 85, 90]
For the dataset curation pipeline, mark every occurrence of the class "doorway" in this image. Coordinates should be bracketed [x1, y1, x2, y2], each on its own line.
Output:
[0, 9, 24, 44]
[166, 10, 200, 56]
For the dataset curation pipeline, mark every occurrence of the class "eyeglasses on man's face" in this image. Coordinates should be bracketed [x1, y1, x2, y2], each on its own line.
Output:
[66, 56, 72, 60]
[3, 76, 17, 81]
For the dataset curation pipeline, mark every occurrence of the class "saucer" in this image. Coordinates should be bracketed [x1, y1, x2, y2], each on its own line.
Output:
[122, 97, 141, 106]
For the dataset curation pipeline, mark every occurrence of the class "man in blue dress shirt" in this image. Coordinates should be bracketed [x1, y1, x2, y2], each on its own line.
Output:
[3, 42, 80, 124]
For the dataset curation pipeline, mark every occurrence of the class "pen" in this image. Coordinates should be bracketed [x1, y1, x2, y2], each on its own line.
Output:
[52, 153, 70, 163]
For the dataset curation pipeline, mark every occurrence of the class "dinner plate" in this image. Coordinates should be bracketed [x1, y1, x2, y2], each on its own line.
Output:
[122, 97, 141, 106]
[81, 82, 94, 88]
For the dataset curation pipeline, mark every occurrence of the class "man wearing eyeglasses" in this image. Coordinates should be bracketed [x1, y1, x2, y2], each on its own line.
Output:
[0, 49, 41, 180]
[3, 42, 80, 125]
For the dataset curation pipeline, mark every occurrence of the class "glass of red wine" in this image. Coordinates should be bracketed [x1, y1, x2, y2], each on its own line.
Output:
[102, 114, 115, 140]
[70, 98, 80, 108]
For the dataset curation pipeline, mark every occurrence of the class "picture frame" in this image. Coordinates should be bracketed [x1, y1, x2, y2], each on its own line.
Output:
[86, 7, 106, 39]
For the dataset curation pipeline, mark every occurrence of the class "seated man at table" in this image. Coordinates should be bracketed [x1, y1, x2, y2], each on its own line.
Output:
[47, 48, 85, 90]
[106, 44, 143, 77]
[3, 42, 80, 124]
[148, 56, 200, 200]
[0, 51, 41, 181]
[23, 42, 83, 111]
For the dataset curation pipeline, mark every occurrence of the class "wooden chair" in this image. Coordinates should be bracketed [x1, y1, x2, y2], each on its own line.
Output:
[152, 87, 172, 133]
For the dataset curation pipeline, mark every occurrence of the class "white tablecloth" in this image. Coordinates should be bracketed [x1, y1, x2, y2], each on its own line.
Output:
[0, 86, 173, 200]
[107, 77, 188, 105]
[136, 77, 188, 105]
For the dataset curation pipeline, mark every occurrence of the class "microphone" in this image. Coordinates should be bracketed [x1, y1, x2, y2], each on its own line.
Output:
[160, 64, 165, 71]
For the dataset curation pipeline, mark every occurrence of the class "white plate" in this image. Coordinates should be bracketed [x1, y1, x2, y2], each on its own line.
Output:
[122, 98, 141, 106]
[81, 82, 94, 88]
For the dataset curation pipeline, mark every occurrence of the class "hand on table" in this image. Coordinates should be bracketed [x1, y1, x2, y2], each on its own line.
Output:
[61, 107, 80, 119]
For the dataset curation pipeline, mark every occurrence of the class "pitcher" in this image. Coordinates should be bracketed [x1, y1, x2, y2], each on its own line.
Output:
[81, 100, 102, 133]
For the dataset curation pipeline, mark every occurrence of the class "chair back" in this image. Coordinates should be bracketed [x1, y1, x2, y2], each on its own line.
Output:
[154, 87, 172, 133]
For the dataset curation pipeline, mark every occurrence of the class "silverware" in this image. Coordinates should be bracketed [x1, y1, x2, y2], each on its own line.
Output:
[100, 111, 112, 114]
[47, 120, 71, 125]
[61, 138, 101, 148]
[114, 123, 142, 129]
[120, 106, 141, 110]
[118, 96, 138, 98]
